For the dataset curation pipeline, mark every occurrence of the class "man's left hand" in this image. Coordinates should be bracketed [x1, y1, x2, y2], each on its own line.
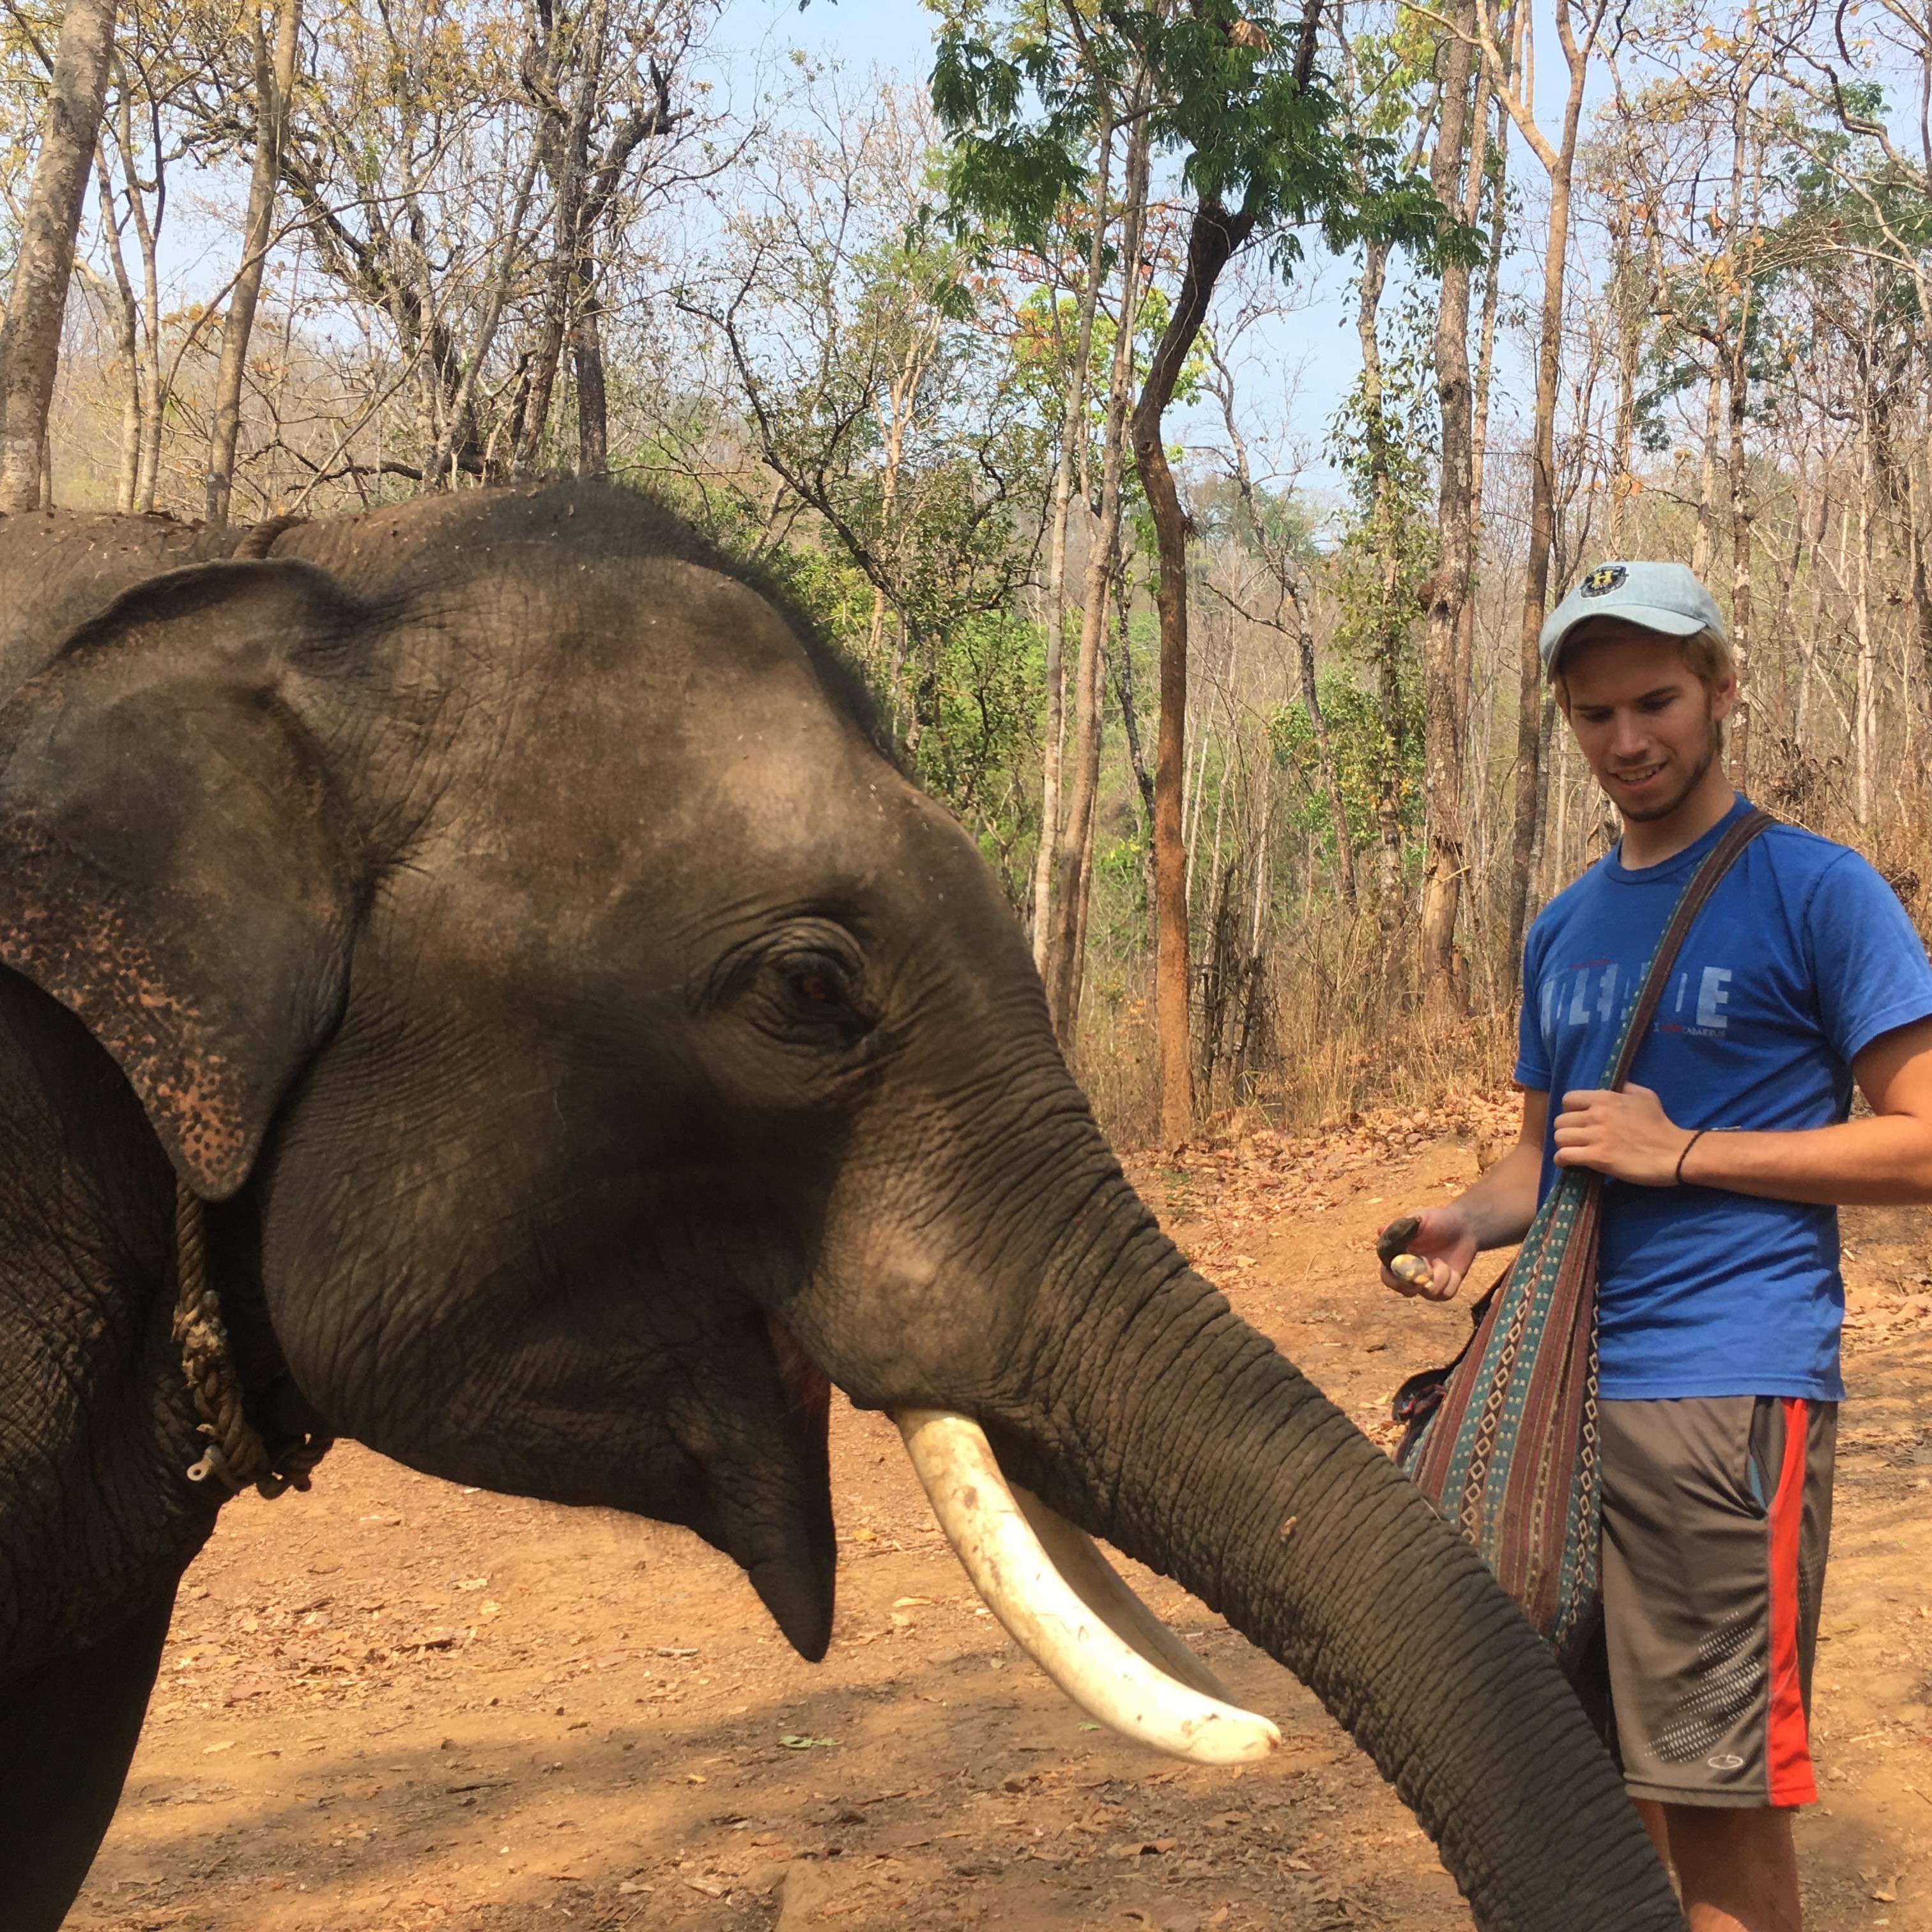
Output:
[1552, 1083, 1692, 1188]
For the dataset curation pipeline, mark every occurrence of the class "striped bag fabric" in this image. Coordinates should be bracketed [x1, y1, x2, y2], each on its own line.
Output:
[1404, 806, 1774, 1667]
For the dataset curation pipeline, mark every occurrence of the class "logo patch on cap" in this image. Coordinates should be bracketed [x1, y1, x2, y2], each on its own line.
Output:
[1581, 564, 1627, 597]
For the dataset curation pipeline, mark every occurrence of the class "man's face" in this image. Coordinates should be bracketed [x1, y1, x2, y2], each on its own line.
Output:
[1558, 624, 1735, 824]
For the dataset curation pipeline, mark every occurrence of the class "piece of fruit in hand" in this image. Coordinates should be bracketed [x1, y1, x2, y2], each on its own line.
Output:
[1374, 1215, 1429, 1287]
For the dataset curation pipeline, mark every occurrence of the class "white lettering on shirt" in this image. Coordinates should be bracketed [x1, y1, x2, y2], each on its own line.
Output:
[1696, 966, 1733, 1031]
[1542, 959, 1738, 1050]
[1568, 969, 1593, 1026]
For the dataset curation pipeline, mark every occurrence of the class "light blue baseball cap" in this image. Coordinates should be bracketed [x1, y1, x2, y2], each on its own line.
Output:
[1538, 562, 1726, 676]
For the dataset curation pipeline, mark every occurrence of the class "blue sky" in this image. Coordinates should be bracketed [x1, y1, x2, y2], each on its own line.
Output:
[714, 0, 940, 74]
[706, 0, 1392, 501]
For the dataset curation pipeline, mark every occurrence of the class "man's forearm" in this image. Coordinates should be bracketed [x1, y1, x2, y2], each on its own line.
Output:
[1453, 1141, 1543, 1249]
[1681, 1113, 1932, 1206]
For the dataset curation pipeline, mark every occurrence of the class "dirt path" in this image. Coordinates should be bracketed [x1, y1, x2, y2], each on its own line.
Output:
[70, 1113, 1932, 1930]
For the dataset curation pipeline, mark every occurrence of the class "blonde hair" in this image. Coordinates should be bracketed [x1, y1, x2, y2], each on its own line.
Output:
[1679, 627, 1735, 686]
[1552, 622, 1735, 704]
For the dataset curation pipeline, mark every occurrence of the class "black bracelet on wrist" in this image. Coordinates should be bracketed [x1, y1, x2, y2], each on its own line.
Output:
[1675, 1128, 1710, 1186]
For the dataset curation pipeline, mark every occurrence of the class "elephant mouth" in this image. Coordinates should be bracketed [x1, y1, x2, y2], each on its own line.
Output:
[891, 1409, 1280, 1767]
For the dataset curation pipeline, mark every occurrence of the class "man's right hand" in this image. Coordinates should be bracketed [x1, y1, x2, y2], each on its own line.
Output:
[1374, 1091, 1547, 1301]
[1377, 1208, 1479, 1301]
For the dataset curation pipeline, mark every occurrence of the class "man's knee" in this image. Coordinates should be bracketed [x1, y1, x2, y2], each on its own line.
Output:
[1662, 1801, 1794, 1851]
[1662, 1801, 1798, 1924]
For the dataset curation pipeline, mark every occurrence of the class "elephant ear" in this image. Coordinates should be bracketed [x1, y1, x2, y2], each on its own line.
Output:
[0, 558, 368, 1199]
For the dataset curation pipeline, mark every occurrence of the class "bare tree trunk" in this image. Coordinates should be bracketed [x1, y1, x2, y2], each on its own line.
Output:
[112, 77, 167, 515]
[1137, 195, 1257, 1147]
[1353, 236, 1409, 943]
[1910, 450, 1932, 702]
[0, 0, 119, 509]
[514, 0, 610, 479]
[1070, 602, 1104, 979]
[1503, 0, 1595, 964]
[1795, 489, 1826, 747]
[1551, 733, 1572, 890]
[1032, 99, 1112, 970]
[1420, 0, 1477, 1013]
[1726, 347, 1754, 776]
[91, 150, 141, 511]
[574, 297, 608, 474]
[1184, 723, 1211, 910]
[205, 0, 302, 527]
[1723, 57, 1761, 780]
[1043, 86, 1150, 1042]
[1854, 406, 1876, 824]
[1109, 551, 1154, 834]
[1605, 231, 1640, 554]
[1527, 688, 1558, 895]
[1692, 364, 1722, 580]
[1460, 83, 1507, 928]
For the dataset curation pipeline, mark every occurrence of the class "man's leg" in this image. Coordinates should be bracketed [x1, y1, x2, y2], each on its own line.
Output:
[1663, 1803, 1798, 1932]
[1599, 1399, 1834, 1931]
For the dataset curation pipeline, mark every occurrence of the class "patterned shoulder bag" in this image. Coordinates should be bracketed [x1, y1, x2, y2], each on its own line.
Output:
[1392, 806, 1774, 1670]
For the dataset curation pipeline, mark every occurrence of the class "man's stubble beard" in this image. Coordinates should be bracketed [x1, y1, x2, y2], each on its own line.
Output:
[1613, 704, 1721, 825]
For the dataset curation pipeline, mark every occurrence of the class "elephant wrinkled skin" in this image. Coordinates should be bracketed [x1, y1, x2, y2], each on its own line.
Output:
[0, 486, 1681, 1930]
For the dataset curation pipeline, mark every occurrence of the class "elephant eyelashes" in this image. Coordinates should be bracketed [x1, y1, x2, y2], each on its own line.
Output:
[716, 924, 878, 1054]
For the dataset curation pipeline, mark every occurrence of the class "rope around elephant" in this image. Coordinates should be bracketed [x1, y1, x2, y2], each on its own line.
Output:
[172, 1179, 334, 1499]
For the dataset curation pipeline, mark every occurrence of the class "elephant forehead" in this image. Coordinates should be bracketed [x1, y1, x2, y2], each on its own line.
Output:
[441, 565, 889, 847]
[443, 706, 898, 903]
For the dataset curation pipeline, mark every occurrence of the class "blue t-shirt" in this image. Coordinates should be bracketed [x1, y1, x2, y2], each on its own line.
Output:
[1514, 795, 1932, 1402]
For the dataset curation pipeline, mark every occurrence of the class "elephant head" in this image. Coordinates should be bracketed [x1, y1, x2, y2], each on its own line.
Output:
[0, 484, 1680, 1928]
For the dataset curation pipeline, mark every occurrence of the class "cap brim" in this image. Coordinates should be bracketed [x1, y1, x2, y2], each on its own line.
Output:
[1542, 602, 1710, 671]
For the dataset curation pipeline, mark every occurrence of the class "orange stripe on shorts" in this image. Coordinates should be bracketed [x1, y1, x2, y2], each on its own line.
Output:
[1767, 1397, 1816, 1807]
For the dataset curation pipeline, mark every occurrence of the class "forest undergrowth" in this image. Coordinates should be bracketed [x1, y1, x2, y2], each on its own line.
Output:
[1078, 913, 1522, 1145]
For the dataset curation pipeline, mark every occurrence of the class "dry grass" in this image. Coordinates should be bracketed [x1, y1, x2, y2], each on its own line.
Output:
[1075, 900, 1519, 1149]
[1073, 776, 1932, 1155]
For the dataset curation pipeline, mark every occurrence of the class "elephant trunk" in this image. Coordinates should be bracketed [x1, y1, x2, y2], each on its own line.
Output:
[974, 1204, 1682, 1931]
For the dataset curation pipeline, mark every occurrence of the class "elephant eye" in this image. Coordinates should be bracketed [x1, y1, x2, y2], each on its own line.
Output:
[787, 964, 845, 1008]
[707, 920, 879, 1057]
[769, 947, 874, 1046]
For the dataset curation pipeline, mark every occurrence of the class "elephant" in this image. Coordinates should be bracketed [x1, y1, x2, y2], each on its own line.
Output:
[0, 484, 1681, 1930]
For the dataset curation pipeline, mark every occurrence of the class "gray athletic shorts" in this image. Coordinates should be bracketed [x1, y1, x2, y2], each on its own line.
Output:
[1577, 1395, 1836, 1809]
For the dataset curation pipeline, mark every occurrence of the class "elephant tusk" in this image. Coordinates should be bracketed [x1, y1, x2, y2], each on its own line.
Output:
[894, 1407, 1281, 1766]
[1005, 1480, 1239, 1704]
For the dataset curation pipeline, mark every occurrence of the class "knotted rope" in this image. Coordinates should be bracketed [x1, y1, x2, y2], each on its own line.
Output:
[172, 1178, 333, 1500]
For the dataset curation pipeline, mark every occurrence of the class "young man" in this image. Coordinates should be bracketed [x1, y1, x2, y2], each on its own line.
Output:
[1380, 561, 1932, 1932]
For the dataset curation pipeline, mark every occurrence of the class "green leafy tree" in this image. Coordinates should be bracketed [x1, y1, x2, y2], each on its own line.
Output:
[933, 0, 1436, 1140]
[1271, 668, 1424, 859]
